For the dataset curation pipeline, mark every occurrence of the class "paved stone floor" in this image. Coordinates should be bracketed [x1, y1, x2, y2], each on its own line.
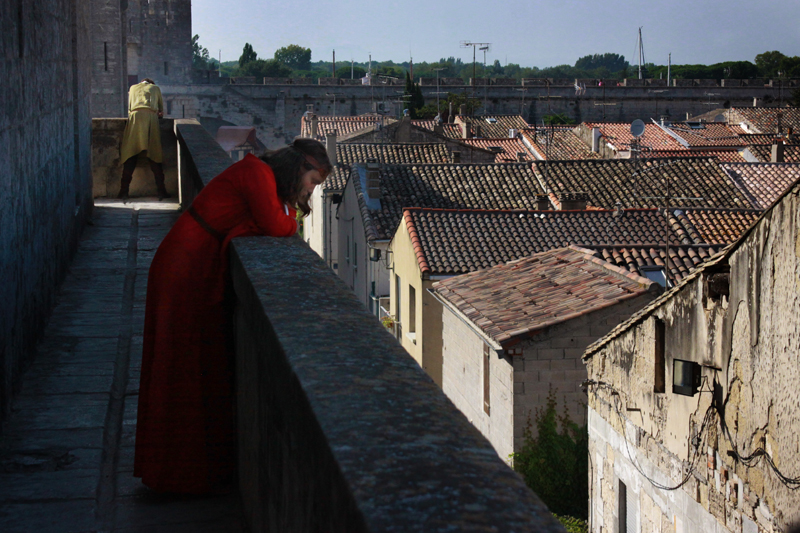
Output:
[0, 199, 245, 532]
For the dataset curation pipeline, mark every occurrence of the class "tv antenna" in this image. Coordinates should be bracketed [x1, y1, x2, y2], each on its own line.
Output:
[460, 41, 491, 103]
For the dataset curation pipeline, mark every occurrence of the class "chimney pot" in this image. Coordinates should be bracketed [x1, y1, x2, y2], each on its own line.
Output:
[448, 102, 455, 123]
[771, 141, 784, 163]
[311, 115, 319, 139]
[558, 192, 589, 210]
[459, 104, 466, 116]
[460, 122, 471, 139]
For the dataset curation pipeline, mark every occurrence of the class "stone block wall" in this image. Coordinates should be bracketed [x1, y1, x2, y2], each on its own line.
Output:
[0, 0, 93, 425]
[125, 0, 192, 85]
[91, 0, 127, 117]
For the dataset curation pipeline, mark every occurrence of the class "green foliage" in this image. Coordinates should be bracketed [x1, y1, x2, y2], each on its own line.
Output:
[403, 72, 426, 118]
[792, 88, 800, 108]
[542, 113, 575, 125]
[336, 65, 367, 79]
[575, 53, 628, 73]
[554, 514, 588, 533]
[511, 388, 588, 520]
[239, 59, 292, 78]
[239, 43, 257, 68]
[648, 60, 758, 80]
[274, 44, 312, 71]
[192, 34, 211, 70]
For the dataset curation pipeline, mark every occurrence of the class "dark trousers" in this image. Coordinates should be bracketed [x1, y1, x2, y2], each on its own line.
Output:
[120, 154, 167, 196]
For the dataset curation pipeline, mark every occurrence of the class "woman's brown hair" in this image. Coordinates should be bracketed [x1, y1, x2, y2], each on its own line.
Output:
[260, 138, 332, 216]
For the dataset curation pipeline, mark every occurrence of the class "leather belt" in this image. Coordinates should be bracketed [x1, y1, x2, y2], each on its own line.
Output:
[187, 205, 225, 242]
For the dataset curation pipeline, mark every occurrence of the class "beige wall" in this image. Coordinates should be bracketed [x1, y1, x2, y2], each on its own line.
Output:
[389, 220, 446, 385]
[585, 182, 800, 532]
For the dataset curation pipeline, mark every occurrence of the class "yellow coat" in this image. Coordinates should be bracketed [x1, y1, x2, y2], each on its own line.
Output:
[120, 81, 164, 163]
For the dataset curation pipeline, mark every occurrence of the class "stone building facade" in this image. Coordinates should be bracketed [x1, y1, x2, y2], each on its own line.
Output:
[583, 179, 800, 532]
[1, 0, 94, 423]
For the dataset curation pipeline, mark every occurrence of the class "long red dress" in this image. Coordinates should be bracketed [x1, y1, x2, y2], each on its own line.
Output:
[134, 154, 297, 494]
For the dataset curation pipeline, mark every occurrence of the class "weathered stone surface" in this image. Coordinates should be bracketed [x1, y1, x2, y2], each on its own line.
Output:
[0, 500, 97, 533]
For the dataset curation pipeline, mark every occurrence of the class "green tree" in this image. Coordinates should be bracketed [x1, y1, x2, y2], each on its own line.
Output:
[239, 59, 292, 78]
[403, 72, 425, 118]
[511, 388, 588, 520]
[274, 44, 312, 70]
[239, 43, 258, 68]
[575, 53, 628, 73]
[755, 51, 786, 77]
[337, 65, 367, 79]
[192, 34, 211, 69]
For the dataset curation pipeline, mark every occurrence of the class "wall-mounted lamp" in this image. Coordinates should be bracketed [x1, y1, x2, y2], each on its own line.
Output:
[369, 247, 381, 262]
[331, 193, 343, 204]
[672, 359, 701, 396]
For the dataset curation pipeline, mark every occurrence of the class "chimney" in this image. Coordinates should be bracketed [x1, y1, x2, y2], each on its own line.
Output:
[366, 159, 381, 199]
[460, 121, 472, 139]
[517, 152, 527, 162]
[536, 194, 550, 210]
[753, 97, 761, 107]
[325, 129, 337, 166]
[591, 126, 601, 152]
[448, 102, 455, 123]
[311, 115, 319, 139]
[558, 192, 589, 210]
[459, 104, 466, 116]
[452, 151, 461, 163]
[509, 128, 518, 138]
[474, 124, 482, 138]
[771, 141, 784, 163]
[434, 123, 444, 136]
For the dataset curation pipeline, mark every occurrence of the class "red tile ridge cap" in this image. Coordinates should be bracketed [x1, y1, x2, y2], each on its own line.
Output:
[403, 210, 430, 274]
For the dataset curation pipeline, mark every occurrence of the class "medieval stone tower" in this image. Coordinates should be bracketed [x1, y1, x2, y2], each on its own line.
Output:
[91, 0, 192, 117]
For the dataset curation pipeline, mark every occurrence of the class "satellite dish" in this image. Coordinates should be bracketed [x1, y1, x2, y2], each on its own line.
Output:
[630, 119, 645, 138]
[714, 114, 726, 123]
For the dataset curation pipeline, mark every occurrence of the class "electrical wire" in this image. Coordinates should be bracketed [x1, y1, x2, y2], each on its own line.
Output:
[586, 379, 800, 492]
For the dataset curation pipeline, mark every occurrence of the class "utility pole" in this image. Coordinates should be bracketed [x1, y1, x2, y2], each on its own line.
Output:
[460, 41, 491, 88]
[332, 49, 336, 78]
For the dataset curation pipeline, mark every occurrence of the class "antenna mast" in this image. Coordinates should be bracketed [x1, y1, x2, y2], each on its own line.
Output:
[637, 27, 646, 79]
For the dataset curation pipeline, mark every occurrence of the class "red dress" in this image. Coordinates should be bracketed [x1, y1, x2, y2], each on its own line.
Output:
[134, 154, 297, 494]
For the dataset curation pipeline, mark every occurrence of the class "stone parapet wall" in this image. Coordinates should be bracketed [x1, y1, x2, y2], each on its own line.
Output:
[1, 0, 93, 426]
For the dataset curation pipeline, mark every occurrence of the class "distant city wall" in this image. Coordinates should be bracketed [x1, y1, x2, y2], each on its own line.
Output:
[161, 81, 796, 147]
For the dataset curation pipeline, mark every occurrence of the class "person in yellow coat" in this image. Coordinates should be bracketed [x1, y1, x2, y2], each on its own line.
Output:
[119, 78, 170, 200]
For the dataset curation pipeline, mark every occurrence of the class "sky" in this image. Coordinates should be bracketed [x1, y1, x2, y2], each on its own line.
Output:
[192, 0, 800, 68]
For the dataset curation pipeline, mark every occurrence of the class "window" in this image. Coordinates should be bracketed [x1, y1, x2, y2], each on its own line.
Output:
[394, 275, 402, 341]
[618, 479, 638, 532]
[483, 344, 491, 415]
[640, 265, 667, 287]
[654, 318, 665, 393]
[408, 285, 416, 334]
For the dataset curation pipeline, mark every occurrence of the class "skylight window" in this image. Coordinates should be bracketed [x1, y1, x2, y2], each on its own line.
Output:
[640, 265, 668, 287]
[485, 117, 497, 124]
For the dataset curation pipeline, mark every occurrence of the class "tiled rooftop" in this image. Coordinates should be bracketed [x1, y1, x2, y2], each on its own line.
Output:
[352, 163, 545, 241]
[325, 143, 452, 190]
[300, 114, 395, 142]
[728, 107, 800, 134]
[639, 150, 747, 162]
[721, 162, 800, 208]
[455, 115, 531, 138]
[400, 207, 758, 277]
[587, 245, 721, 285]
[459, 138, 534, 162]
[411, 120, 464, 139]
[664, 122, 746, 148]
[431, 246, 655, 346]
[521, 128, 602, 160]
[743, 144, 800, 164]
[586, 122, 686, 152]
[534, 158, 756, 209]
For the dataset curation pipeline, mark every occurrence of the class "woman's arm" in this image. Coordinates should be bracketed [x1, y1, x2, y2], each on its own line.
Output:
[243, 160, 298, 237]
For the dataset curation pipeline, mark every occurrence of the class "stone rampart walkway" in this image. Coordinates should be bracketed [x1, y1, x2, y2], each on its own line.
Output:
[0, 200, 244, 532]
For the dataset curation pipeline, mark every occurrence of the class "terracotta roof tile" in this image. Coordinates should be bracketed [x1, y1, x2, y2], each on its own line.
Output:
[727, 107, 800, 134]
[664, 122, 746, 148]
[585, 122, 686, 151]
[401, 207, 758, 278]
[459, 138, 534, 162]
[300, 114, 395, 141]
[352, 163, 546, 241]
[432, 246, 655, 346]
[640, 150, 747, 162]
[743, 144, 800, 163]
[721, 162, 800, 208]
[455, 115, 530, 138]
[534, 158, 756, 209]
[325, 143, 452, 191]
[411, 120, 463, 139]
[521, 128, 602, 160]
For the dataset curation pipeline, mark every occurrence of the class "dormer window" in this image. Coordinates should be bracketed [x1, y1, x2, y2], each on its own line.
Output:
[640, 265, 668, 288]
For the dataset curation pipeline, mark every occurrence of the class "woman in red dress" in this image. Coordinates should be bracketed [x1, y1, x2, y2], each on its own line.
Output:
[134, 139, 331, 494]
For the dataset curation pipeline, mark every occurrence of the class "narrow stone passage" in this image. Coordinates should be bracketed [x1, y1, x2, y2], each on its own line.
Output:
[0, 202, 245, 532]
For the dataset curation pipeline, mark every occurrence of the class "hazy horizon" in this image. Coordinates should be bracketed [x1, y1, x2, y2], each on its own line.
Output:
[193, 0, 799, 69]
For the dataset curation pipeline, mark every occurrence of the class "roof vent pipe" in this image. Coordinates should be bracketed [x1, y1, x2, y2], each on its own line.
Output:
[325, 129, 337, 166]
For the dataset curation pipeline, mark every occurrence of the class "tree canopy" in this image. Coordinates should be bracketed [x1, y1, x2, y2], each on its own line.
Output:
[192, 34, 211, 70]
[274, 45, 312, 71]
[239, 43, 257, 68]
[239, 58, 292, 78]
